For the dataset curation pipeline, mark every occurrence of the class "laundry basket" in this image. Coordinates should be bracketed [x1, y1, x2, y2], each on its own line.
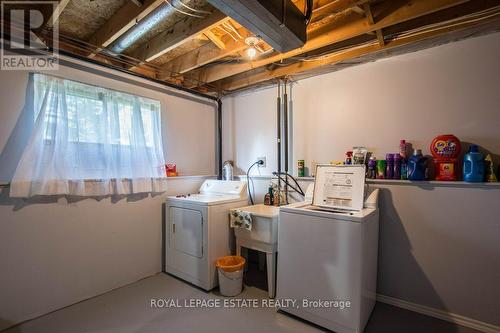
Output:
[216, 256, 245, 296]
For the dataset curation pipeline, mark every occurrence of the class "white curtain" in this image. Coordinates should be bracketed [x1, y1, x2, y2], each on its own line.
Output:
[10, 73, 167, 197]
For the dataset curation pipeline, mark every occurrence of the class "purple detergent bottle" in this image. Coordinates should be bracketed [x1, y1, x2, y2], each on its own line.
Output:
[393, 153, 401, 179]
[386, 154, 394, 179]
[367, 157, 377, 179]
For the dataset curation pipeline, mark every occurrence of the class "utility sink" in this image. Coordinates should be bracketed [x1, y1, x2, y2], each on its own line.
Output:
[233, 204, 279, 245]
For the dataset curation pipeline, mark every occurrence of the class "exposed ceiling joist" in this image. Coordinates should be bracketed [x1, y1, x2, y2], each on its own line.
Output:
[363, 3, 385, 46]
[87, 0, 165, 54]
[128, 11, 229, 62]
[158, 27, 252, 79]
[185, 0, 469, 87]
[204, 30, 226, 49]
[46, 0, 71, 28]
[294, 0, 370, 22]
[218, 10, 500, 91]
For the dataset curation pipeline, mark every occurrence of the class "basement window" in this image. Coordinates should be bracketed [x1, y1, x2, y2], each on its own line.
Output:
[10, 73, 167, 197]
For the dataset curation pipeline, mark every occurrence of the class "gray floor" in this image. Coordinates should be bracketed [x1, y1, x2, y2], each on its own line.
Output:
[3, 273, 481, 333]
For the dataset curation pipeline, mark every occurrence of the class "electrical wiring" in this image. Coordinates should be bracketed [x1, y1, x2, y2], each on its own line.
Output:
[223, 22, 243, 39]
[217, 25, 238, 41]
[176, 0, 212, 14]
[268, 5, 500, 67]
[32, 27, 225, 91]
[164, 0, 205, 18]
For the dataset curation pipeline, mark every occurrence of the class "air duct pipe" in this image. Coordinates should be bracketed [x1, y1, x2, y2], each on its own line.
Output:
[110, 0, 202, 54]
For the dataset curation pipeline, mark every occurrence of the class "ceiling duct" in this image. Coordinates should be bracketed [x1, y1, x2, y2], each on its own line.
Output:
[207, 0, 311, 53]
[110, 0, 205, 54]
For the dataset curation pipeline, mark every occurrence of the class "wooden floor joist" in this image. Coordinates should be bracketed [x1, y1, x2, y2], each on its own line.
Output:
[363, 3, 385, 46]
[204, 30, 226, 49]
[46, 0, 71, 28]
[158, 26, 252, 79]
[216, 9, 500, 91]
[183, 0, 469, 88]
[128, 11, 229, 62]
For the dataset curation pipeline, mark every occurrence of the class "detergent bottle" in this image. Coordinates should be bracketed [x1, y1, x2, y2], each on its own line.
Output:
[408, 149, 428, 181]
[463, 145, 484, 182]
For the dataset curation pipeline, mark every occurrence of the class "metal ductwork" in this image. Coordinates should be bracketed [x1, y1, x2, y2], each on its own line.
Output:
[206, 0, 311, 53]
[110, 0, 206, 54]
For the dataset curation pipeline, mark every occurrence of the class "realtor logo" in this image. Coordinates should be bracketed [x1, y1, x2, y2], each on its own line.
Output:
[1, 1, 59, 70]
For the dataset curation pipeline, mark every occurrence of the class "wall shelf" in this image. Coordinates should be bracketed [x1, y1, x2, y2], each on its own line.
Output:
[235, 174, 500, 189]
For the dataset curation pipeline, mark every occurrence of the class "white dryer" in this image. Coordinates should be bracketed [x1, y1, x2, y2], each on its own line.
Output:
[276, 184, 379, 333]
[164, 179, 247, 290]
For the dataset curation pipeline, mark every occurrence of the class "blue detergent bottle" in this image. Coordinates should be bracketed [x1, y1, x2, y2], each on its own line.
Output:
[408, 149, 428, 181]
[463, 145, 484, 182]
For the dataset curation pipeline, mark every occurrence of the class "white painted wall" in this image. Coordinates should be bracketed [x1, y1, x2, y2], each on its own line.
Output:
[0, 57, 217, 330]
[223, 32, 500, 327]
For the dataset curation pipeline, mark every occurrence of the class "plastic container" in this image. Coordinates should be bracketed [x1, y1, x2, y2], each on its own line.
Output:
[386, 154, 394, 179]
[430, 134, 461, 181]
[393, 154, 401, 179]
[376, 160, 386, 179]
[399, 140, 407, 159]
[297, 160, 305, 177]
[367, 157, 377, 179]
[408, 149, 428, 181]
[401, 160, 408, 180]
[222, 161, 234, 180]
[463, 145, 484, 182]
[166, 163, 177, 177]
[216, 256, 245, 296]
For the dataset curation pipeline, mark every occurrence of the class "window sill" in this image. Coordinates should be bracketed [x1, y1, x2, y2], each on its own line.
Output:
[0, 175, 216, 187]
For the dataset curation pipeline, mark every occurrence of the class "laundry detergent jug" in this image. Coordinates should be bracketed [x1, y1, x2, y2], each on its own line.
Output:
[463, 145, 484, 182]
[408, 149, 428, 181]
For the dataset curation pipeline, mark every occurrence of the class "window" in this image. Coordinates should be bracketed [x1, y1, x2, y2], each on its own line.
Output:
[10, 73, 167, 197]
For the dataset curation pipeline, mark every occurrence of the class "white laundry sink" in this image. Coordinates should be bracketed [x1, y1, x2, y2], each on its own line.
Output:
[234, 204, 279, 245]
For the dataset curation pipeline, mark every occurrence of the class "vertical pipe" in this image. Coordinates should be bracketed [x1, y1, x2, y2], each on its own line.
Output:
[277, 80, 281, 205]
[217, 99, 223, 180]
[283, 81, 289, 203]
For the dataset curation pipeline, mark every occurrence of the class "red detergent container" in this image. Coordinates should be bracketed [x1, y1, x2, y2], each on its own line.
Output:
[430, 134, 461, 181]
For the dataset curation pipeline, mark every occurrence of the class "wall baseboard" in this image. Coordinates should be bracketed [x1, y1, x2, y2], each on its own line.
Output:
[376, 294, 500, 333]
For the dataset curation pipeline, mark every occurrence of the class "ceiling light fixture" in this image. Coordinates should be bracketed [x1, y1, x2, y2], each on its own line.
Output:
[245, 36, 259, 59]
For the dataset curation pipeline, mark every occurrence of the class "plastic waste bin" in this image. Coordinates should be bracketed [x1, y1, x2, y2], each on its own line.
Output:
[216, 256, 245, 296]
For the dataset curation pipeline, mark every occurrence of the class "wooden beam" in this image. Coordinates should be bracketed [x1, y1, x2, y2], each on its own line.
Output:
[311, 0, 370, 22]
[351, 5, 366, 16]
[204, 30, 226, 49]
[185, 0, 468, 87]
[128, 11, 228, 62]
[46, 0, 71, 28]
[218, 10, 500, 91]
[87, 0, 165, 53]
[158, 27, 252, 79]
[363, 3, 385, 46]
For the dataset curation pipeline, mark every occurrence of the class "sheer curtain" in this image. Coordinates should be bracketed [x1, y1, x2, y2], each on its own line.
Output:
[10, 73, 167, 197]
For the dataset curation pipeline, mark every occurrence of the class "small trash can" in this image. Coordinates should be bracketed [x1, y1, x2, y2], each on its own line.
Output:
[216, 256, 245, 296]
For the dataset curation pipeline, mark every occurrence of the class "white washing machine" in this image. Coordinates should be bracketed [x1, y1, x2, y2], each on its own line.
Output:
[165, 179, 247, 290]
[276, 184, 379, 333]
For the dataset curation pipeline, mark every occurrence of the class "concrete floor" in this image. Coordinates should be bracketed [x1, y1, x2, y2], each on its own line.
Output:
[3, 273, 481, 333]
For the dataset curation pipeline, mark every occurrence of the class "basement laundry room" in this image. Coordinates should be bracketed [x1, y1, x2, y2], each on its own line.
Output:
[0, 1, 499, 333]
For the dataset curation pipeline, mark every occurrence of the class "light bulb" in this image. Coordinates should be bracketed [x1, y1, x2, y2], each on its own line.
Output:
[246, 46, 257, 59]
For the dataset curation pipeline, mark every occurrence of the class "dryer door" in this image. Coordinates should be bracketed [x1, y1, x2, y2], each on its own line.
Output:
[170, 207, 203, 258]
[166, 203, 208, 289]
